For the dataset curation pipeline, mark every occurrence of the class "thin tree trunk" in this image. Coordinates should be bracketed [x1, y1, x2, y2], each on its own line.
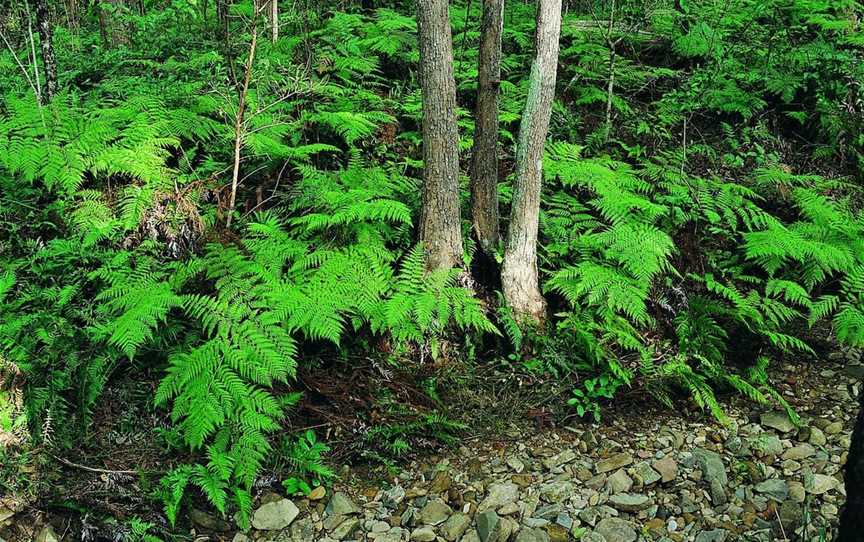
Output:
[270, 0, 278, 43]
[217, 0, 229, 39]
[34, 0, 57, 104]
[470, 0, 504, 257]
[100, 0, 128, 47]
[501, 0, 562, 324]
[226, 23, 258, 229]
[417, 0, 464, 271]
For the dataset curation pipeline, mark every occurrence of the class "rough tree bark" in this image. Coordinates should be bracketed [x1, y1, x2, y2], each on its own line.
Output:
[470, 0, 504, 257]
[500, 0, 562, 324]
[838, 383, 864, 541]
[417, 0, 464, 271]
[34, 0, 57, 104]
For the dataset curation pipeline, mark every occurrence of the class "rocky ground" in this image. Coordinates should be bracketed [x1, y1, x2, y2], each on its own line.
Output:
[13, 356, 862, 542]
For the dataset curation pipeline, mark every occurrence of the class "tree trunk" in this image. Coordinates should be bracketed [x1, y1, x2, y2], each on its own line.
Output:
[470, 0, 504, 257]
[417, 0, 464, 271]
[270, 0, 278, 43]
[34, 0, 57, 104]
[500, 0, 562, 324]
[216, 0, 229, 39]
[838, 385, 864, 541]
[99, 0, 128, 47]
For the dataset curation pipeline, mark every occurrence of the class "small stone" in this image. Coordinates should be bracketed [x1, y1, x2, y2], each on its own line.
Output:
[824, 421, 844, 434]
[252, 499, 300, 530]
[441, 512, 471, 541]
[749, 434, 784, 457]
[788, 481, 806, 503]
[805, 473, 838, 495]
[326, 492, 360, 516]
[607, 469, 633, 493]
[809, 427, 827, 446]
[507, 456, 526, 473]
[545, 524, 569, 542]
[594, 517, 637, 542]
[331, 517, 361, 540]
[694, 528, 728, 542]
[782, 443, 815, 461]
[692, 448, 727, 485]
[596, 452, 634, 473]
[382, 485, 406, 509]
[231, 534, 251, 542]
[410, 526, 437, 542]
[652, 457, 678, 483]
[754, 479, 788, 502]
[419, 499, 452, 525]
[761, 411, 795, 433]
[543, 449, 577, 470]
[608, 493, 652, 512]
[635, 461, 662, 485]
[539, 481, 573, 503]
[515, 528, 549, 542]
[430, 471, 452, 494]
[478, 482, 520, 511]
[477, 510, 501, 542]
[308, 486, 327, 500]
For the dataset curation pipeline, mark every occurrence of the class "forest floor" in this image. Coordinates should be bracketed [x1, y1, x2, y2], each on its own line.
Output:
[3, 352, 860, 542]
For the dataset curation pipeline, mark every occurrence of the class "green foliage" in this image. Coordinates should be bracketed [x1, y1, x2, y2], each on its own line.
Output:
[280, 430, 334, 496]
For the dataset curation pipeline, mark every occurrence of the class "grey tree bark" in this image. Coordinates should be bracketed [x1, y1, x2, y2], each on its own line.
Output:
[34, 0, 57, 104]
[270, 0, 278, 43]
[501, 0, 562, 324]
[417, 0, 464, 270]
[470, 0, 504, 257]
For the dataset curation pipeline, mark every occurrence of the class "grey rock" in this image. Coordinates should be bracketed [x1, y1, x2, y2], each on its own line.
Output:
[462, 531, 482, 542]
[441, 512, 471, 541]
[694, 528, 728, 542]
[805, 473, 838, 495]
[693, 448, 727, 486]
[231, 535, 251, 542]
[608, 494, 652, 512]
[539, 481, 573, 503]
[331, 517, 361, 540]
[761, 411, 795, 433]
[419, 499, 452, 525]
[596, 453, 634, 474]
[607, 469, 633, 493]
[555, 513, 573, 530]
[782, 443, 815, 461]
[594, 517, 637, 542]
[507, 456, 527, 473]
[543, 449, 577, 470]
[382, 485, 406, 509]
[534, 504, 564, 520]
[749, 434, 783, 457]
[479, 482, 520, 511]
[477, 510, 501, 542]
[634, 461, 661, 486]
[824, 421, 844, 434]
[754, 479, 788, 502]
[410, 526, 436, 542]
[515, 528, 550, 542]
[252, 499, 300, 530]
[809, 427, 827, 447]
[326, 492, 360, 516]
